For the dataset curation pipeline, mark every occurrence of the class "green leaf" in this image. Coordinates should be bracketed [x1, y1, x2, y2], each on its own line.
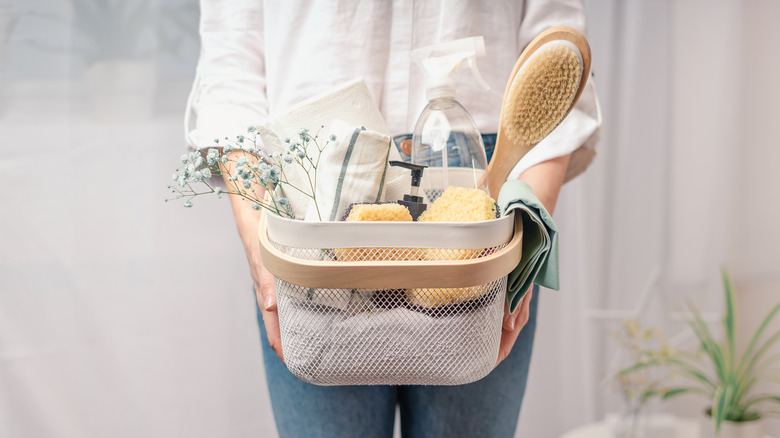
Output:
[721, 269, 737, 370]
[688, 304, 728, 380]
[732, 375, 757, 412]
[663, 357, 717, 390]
[738, 301, 780, 375]
[712, 385, 732, 435]
[662, 387, 709, 399]
[740, 329, 780, 381]
[744, 394, 780, 410]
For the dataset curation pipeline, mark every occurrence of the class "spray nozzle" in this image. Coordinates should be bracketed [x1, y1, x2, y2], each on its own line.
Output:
[390, 160, 427, 220]
[411, 36, 490, 101]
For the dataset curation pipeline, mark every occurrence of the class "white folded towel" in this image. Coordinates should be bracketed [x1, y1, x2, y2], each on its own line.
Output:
[304, 120, 392, 222]
[256, 79, 393, 218]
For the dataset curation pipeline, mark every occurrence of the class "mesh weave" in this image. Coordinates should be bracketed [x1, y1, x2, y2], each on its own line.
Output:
[272, 240, 508, 386]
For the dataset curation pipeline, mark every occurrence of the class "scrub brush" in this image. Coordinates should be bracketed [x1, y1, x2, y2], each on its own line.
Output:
[483, 26, 591, 197]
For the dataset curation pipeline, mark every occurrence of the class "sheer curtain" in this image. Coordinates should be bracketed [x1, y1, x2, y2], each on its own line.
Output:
[1, 1, 779, 437]
[522, 0, 780, 436]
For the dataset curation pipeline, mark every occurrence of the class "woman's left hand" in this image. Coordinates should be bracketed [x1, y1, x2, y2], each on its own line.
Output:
[495, 287, 533, 367]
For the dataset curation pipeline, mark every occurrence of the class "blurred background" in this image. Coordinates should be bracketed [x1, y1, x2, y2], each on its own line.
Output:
[1, 0, 778, 437]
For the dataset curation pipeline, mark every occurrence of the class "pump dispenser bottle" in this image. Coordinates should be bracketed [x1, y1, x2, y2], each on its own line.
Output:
[410, 36, 491, 200]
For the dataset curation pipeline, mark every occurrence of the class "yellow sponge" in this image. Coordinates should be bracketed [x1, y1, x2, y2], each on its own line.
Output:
[406, 285, 491, 308]
[334, 203, 416, 262]
[407, 186, 496, 308]
[418, 186, 496, 223]
[344, 203, 413, 222]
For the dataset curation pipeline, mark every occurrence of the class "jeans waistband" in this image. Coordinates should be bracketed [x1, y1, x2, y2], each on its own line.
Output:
[392, 133, 498, 163]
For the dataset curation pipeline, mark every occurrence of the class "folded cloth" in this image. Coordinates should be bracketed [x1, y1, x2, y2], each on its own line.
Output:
[257, 79, 390, 218]
[496, 180, 560, 313]
[304, 120, 392, 222]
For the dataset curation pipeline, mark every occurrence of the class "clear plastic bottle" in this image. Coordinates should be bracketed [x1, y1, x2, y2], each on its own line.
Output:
[410, 36, 491, 200]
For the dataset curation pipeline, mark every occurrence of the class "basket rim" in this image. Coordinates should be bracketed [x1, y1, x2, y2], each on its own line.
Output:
[264, 209, 515, 249]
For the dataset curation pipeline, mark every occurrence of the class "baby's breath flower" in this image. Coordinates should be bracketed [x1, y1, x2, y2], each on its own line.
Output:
[329, 134, 337, 141]
[170, 125, 333, 220]
[206, 148, 219, 165]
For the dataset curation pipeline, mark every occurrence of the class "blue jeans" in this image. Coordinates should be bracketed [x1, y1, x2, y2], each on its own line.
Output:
[256, 286, 538, 438]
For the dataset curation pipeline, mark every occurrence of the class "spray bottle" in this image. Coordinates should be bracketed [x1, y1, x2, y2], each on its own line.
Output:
[410, 36, 491, 200]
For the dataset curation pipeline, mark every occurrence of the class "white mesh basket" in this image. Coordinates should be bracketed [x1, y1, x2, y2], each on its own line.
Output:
[258, 207, 523, 386]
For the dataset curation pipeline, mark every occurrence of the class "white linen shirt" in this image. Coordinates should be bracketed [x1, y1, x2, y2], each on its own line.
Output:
[186, 0, 601, 182]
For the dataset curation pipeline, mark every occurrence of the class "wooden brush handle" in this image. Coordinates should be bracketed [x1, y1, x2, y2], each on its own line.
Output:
[482, 26, 591, 198]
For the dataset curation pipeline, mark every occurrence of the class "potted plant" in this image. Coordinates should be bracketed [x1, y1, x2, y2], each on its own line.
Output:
[618, 270, 780, 437]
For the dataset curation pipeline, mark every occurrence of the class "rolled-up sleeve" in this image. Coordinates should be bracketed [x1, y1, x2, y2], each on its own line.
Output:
[185, 0, 268, 150]
[509, 0, 602, 182]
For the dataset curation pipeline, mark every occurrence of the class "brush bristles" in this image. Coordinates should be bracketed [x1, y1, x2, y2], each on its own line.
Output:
[503, 45, 582, 145]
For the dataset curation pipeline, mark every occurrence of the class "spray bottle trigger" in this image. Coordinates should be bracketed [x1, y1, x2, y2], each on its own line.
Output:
[467, 56, 490, 90]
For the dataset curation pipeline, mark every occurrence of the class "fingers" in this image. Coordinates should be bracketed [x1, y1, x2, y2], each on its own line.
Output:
[254, 264, 284, 362]
[496, 288, 533, 367]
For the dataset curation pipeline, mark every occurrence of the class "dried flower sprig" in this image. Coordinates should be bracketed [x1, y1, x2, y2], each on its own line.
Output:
[166, 125, 334, 220]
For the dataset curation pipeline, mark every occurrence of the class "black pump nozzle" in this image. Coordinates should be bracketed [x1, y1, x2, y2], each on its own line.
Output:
[389, 160, 427, 220]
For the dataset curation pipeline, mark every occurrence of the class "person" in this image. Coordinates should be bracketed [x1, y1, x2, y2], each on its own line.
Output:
[185, 1, 601, 437]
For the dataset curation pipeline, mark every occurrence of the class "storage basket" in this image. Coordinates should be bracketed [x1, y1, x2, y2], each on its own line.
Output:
[257, 205, 523, 386]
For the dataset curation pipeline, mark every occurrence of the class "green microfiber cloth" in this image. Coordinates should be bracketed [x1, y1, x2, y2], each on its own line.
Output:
[497, 180, 560, 312]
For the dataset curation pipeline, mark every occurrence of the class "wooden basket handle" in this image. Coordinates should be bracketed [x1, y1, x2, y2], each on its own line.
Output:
[257, 210, 524, 290]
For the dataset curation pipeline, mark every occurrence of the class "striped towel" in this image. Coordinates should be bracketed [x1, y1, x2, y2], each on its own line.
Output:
[304, 120, 392, 222]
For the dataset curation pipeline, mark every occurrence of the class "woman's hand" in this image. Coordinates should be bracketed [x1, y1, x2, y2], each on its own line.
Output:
[222, 152, 284, 362]
[496, 287, 533, 366]
[494, 153, 571, 367]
